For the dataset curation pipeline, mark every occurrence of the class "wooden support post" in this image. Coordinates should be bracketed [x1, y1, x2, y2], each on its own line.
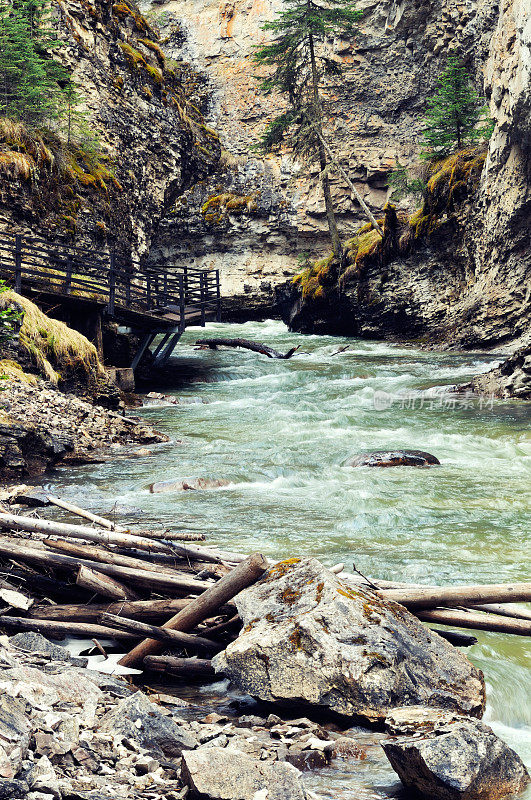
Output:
[108, 253, 116, 316]
[118, 553, 267, 668]
[64, 254, 72, 295]
[14, 235, 22, 292]
[200, 272, 206, 326]
[151, 333, 171, 361]
[179, 274, 186, 332]
[153, 330, 182, 367]
[131, 332, 156, 371]
[216, 269, 221, 321]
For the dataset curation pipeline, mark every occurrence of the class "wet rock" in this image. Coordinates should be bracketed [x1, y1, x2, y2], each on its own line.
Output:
[382, 719, 530, 800]
[284, 747, 329, 771]
[181, 745, 308, 799]
[385, 705, 463, 735]
[460, 342, 531, 400]
[97, 691, 197, 757]
[347, 450, 440, 467]
[0, 419, 72, 479]
[10, 633, 87, 667]
[213, 558, 485, 723]
[149, 477, 230, 493]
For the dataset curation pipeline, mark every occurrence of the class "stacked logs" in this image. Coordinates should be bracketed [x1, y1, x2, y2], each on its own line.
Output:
[0, 500, 528, 680]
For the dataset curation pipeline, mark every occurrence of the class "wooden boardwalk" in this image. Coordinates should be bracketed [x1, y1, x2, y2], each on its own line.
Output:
[0, 234, 221, 368]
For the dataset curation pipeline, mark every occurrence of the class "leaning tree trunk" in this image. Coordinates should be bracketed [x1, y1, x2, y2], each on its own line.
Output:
[308, 30, 342, 258]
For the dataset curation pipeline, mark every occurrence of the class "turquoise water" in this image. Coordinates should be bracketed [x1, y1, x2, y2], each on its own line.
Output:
[45, 320, 531, 798]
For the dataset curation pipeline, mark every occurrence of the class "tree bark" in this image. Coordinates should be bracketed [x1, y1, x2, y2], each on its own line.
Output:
[100, 613, 219, 653]
[118, 553, 268, 668]
[46, 539, 183, 575]
[143, 655, 215, 678]
[0, 540, 213, 594]
[0, 615, 139, 641]
[76, 565, 139, 601]
[30, 597, 196, 623]
[416, 609, 531, 636]
[382, 583, 531, 609]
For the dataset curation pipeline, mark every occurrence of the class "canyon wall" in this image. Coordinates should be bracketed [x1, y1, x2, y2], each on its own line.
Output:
[146, 0, 530, 346]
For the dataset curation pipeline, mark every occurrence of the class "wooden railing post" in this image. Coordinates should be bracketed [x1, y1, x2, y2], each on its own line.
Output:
[146, 274, 151, 310]
[200, 271, 206, 326]
[125, 266, 131, 307]
[179, 274, 185, 331]
[163, 271, 168, 308]
[184, 265, 188, 301]
[14, 235, 22, 292]
[108, 253, 116, 315]
[216, 269, 221, 321]
[64, 253, 72, 295]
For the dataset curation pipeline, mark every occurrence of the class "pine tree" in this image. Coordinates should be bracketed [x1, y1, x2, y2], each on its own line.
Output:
[0, 0, 70, 125]
[422, 56, 491, 159]
[253, 0, 362, 257]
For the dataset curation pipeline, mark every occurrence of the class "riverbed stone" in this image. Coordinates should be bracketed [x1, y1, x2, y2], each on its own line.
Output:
[347, 450, 440, 467]
[0, 694, 32, 777]
[181, 745, 309, 799]
[213, 558, 485, 723]
[382, 719, 530, 800]
[97, 691, 197, 757]
[149, 477, 230, 493]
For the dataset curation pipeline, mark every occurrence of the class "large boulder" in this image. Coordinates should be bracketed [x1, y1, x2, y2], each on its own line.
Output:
[181, 746, 308, 800]
[382, 719, 530, 800]
[97, 691, 197, 758]
[347, 450, 440, 467]
[213, 559, 485, 723]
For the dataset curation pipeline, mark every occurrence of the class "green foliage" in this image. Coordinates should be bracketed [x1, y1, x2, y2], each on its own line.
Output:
[253, 0, 362, 157]
[422, 56, 493, 158]
[0, 0, 73, 125]
[0, 280, 21, 342]
[388, 161, 426, 201]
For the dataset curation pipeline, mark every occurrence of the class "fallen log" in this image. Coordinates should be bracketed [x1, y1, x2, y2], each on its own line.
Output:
[101, 613, 219, 653]
[0, 540, 213, 594]
[195, 338, 300, 360]
[46, 539, 184, 575]
[29, 598, 234, 623]
[381, 583, 531, 610]
[119, 552, 268, 668]
[0, 513, 174, 555]
[76, 565, 139, 601]
[45, 495, 119, 530]
[0, 615, 139, 641]
[468, 603, 531, 622]
[416, 609, 531, 636]
[143, 655, 215, 679]
[430, 629, 478, 647]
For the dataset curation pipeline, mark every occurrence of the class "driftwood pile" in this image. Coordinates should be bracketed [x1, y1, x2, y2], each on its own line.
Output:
[0, 498, 529, 680]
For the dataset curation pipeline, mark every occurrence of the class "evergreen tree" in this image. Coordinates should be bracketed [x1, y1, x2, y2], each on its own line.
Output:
[422, 56, 491, 158]
[253, 0, 362, 256]
[0, 0, 70, 125]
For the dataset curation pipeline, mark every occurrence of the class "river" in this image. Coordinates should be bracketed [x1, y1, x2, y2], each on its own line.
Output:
[44, 319, 531, 799]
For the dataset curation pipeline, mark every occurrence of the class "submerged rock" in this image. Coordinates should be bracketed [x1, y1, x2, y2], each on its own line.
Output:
[348, 450, 440, 467]
[382, 719, 530, 800]
[181, 745, 308, 800]
[213, 558, 485, 723]
[149, 477, 230, 493]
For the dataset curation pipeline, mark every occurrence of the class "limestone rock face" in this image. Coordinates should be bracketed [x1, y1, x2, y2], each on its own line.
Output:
[181, 746, 309, 800]
[213, 559, 485, 723]
[382, 720, 531, 800]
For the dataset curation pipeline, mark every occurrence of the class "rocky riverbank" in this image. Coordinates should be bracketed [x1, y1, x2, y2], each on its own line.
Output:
[0, 556, 528, 800]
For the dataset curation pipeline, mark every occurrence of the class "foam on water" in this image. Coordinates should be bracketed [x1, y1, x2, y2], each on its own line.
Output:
[44, 320, 531, 798]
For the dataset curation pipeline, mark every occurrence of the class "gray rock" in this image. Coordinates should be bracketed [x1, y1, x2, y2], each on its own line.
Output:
[382, 719, 530, 800]
[97, 691, 196, 757]
[181, 746, 308, 799]
[385, 705, 463, 735]
[10, 633, 87, 666]
[0, 694, 32, 776]
[347, 450, 440, 467]
[213, 559, 485, 723]
[0, 780, 29, 799]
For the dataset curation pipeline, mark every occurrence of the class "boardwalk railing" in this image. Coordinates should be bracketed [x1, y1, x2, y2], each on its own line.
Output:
[0, 233, 221, 330]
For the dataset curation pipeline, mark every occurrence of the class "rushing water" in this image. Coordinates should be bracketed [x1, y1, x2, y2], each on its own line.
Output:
[44, 320, 531, 798]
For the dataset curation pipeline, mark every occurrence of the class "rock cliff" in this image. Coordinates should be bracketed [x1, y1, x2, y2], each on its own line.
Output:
[0, 0, 220, 257]
[144, 0, 530, 345]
